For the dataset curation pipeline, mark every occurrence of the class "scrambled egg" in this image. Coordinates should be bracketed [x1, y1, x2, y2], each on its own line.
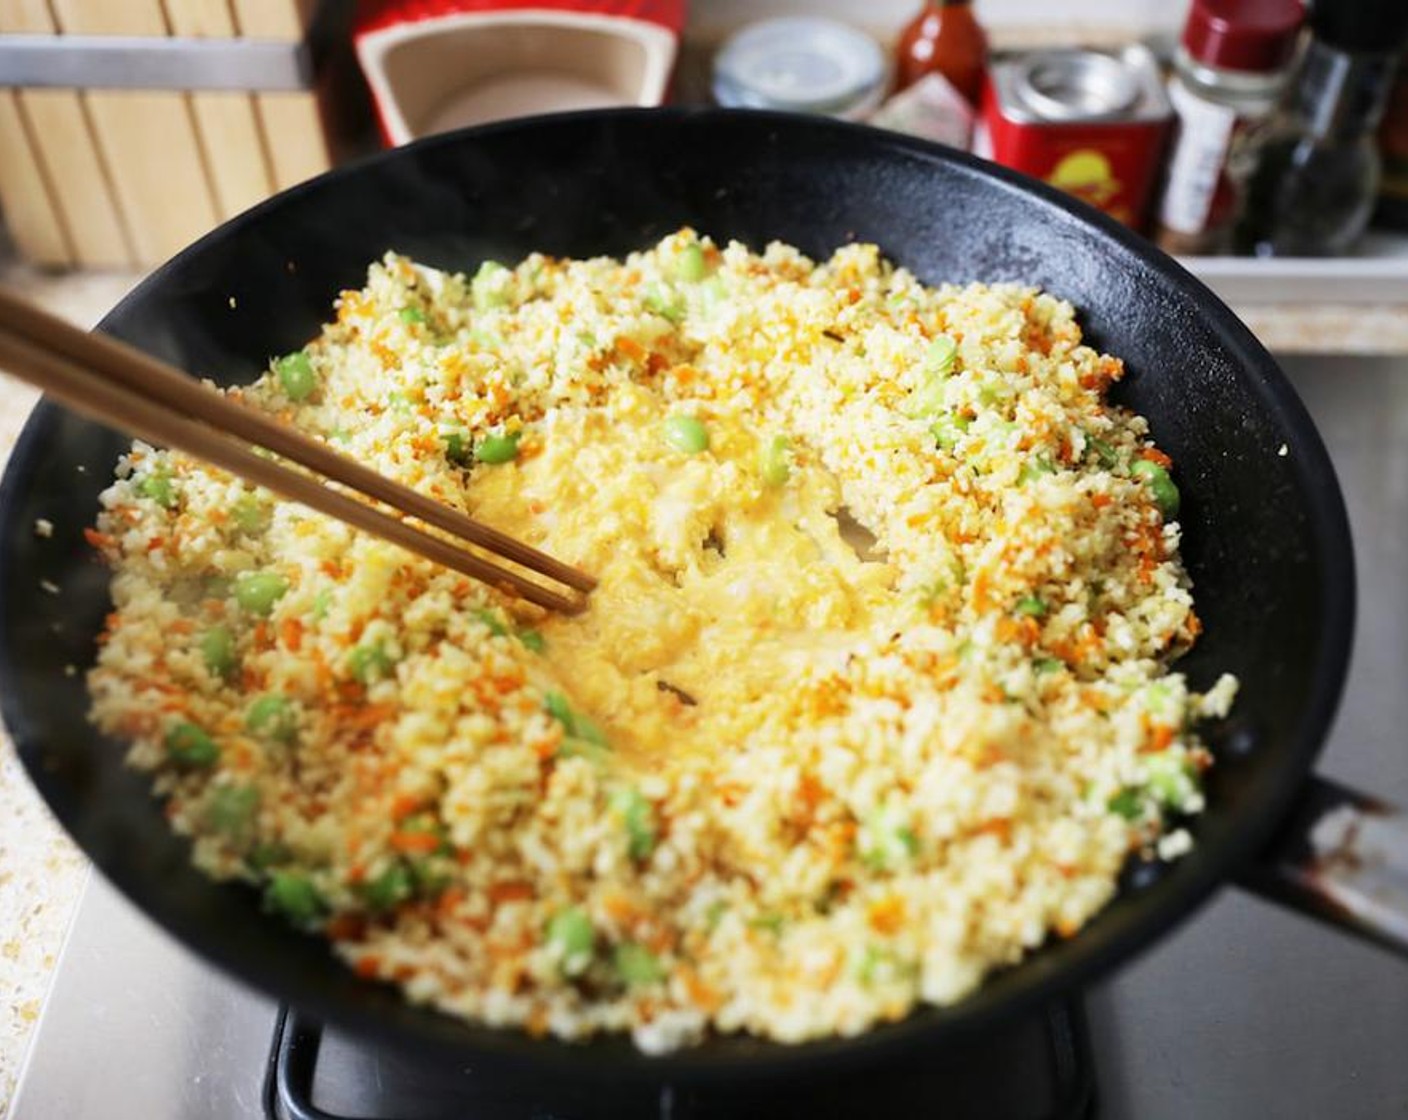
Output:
[471, 385, 897, 765]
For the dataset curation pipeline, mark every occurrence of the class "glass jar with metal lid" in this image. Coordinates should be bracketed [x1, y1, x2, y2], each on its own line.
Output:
[1153, 0, 1305, 255]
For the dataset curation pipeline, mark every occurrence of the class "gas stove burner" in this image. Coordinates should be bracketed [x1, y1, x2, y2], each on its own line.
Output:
[263, 1001, 1097, 1120]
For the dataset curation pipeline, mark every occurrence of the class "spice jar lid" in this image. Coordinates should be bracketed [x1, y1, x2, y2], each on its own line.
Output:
[1181, 0, 1304, 73]
[713, 17, 887, 119]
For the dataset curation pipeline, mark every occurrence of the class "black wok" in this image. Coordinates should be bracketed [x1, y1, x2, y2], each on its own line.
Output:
[0, 109, 1397, 1084]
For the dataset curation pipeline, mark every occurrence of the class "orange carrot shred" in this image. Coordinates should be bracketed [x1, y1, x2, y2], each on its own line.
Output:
[280, 617, 303, 652]
[389, 831, 441, 855]
[354, 955, 381, 979]
[390, 793, 422, 821]
[868, 896, 906, 935]
[487, 880, 534, 905]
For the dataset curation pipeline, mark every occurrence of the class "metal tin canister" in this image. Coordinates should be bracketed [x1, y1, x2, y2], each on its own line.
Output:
[976, 47, 1172, 231]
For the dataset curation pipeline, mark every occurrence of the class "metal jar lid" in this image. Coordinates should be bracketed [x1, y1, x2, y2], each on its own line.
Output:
[712, 17, 888, 119]
[1014, 50, 1140, 121]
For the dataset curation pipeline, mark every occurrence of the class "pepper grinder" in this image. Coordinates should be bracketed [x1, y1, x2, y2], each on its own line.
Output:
[1235, 0, 1408, 256]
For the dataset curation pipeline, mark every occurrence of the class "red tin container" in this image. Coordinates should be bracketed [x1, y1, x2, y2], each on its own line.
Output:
[976, 46, 1172, 231]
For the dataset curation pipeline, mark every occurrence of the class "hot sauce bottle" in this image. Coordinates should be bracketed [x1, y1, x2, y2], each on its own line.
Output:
[894, 0, 989, 105]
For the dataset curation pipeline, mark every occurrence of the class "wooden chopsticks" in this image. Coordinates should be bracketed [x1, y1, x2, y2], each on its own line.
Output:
[0, 287, 595, 614]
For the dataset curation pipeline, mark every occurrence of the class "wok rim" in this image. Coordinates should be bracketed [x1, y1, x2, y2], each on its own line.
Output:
[0, 107, 1356, 1082]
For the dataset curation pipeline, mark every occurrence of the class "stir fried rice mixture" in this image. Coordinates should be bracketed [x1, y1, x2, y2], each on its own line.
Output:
[87, 231, 1236, 1052]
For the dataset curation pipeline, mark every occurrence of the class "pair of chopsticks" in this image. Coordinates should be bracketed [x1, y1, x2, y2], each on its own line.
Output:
[0, 287, 595, 614]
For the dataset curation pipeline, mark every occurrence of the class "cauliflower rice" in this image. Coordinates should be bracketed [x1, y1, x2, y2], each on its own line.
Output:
[87, 231, 1236, 1052]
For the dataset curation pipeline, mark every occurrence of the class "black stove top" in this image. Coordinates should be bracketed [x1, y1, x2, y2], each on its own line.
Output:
[264, 1001, 1097, 1120]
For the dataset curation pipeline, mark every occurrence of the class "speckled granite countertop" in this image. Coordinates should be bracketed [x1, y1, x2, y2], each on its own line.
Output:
[0, 265, 140, 1116]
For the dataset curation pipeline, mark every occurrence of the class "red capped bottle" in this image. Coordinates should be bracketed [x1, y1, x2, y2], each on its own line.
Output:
[1154, 0, 1305, 255]
[894, 0, 989, 106]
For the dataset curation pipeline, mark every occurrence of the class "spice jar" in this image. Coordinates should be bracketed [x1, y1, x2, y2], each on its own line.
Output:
[894, 0, 988, 106]
[1153, 0, 1304, 256]
[1236, 1, 1408, 257]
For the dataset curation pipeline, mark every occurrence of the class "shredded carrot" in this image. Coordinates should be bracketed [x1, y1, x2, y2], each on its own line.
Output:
[525, 1006, 550, 1038]
[680, 967, 722, 1012]
[867, 895, 906, 935]
[717, 782, 747, 807]
[613, 335, 646, 362]
[1139, 446, 1173, 468]
[326, 913, 366, 941]
[84, 528, 116, 550]
[389, 793, 422, 821]
[389, 830, 441, 855]
[354, 955, 381, 979]
[346, 703, 396, 730]
[280, 617, 303, 652]
[487, 880, 534, 905]
[797, 774, 825, 810]
[974, 743, 1007, 769]
[312, 652, 333, 691]
[971, 569, 993, 612]
[1145, 723, 1176, 754]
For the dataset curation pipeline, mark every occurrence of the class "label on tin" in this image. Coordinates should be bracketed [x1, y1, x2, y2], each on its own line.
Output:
[1158, 79, 1238, 235]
